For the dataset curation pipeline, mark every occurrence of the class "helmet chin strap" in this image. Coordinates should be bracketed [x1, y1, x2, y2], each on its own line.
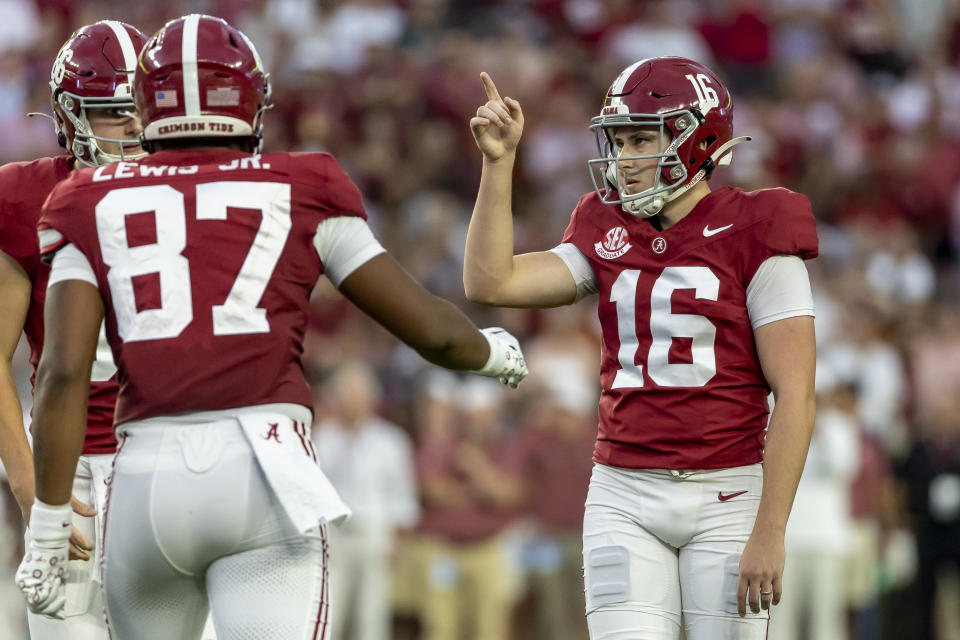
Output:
[622, 194, 665, 217]
[92, 144, 148, 166]
[620, 136, 752, 218]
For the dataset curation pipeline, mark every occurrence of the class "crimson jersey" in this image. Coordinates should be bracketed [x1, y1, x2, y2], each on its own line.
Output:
[38, 149, 368, 425]
[0, 155, 118, 454]
[562, 186, 818, 470]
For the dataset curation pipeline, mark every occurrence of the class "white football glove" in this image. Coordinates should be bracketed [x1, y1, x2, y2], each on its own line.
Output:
[472, 327, 528, 388]
[17, 500, 72, 619]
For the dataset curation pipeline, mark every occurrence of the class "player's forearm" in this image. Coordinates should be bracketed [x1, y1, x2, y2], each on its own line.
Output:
[754, 390, 815, 534]
[410, 298, 490, 371]
[31, 371, 89, 506]
[0, 261, 34, 515]
[0, 365, 35, 517]
[464, 153, 518, 303]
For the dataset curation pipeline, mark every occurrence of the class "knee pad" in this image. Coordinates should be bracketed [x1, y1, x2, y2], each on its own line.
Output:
[585, 545, 631, 610]
[584, 545, 683, 639]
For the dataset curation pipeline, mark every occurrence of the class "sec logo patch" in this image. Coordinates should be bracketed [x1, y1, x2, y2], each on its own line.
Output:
[595, 226, 632, 259]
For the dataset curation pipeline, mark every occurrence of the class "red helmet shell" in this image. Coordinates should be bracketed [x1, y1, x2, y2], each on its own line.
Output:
[51, 20, 146, 99]
[600, 56, 734, 184]
[135, 14, 270, 147]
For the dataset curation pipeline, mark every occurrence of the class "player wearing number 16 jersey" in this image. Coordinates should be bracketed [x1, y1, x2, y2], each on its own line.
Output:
[18, 14, 526, 640]
[465, 57, 818, 640]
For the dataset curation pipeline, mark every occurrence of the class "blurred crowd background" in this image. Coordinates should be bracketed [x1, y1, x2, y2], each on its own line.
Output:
[2, 0, 960, 639]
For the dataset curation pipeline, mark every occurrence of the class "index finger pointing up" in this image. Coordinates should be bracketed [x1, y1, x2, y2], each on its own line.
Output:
[480, 72, 503, 102]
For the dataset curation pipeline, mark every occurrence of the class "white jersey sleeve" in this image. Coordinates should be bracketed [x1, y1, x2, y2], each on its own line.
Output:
[549, 242, 598, 302]
[746, 255, 814, 329]
[47, 242, 97, 287]
[312, 216, 386, 287]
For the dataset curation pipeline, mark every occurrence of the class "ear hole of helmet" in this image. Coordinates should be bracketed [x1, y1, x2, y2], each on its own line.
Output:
[695, 135, 718, 175]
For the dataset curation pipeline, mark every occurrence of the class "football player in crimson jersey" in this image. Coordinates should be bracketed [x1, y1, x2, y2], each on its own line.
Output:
[17, 14, 527, 640]
[465, 57, 818, 640]
[0, 20, 147, 640]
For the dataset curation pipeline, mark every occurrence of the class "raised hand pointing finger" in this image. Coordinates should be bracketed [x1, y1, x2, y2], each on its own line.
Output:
[470, 72, 524, 162]
[481, 72, 502, 102]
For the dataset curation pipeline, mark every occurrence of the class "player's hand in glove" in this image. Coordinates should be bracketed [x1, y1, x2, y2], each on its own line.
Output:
[17, 500, 72, 619]
[471, 327, 528, 388]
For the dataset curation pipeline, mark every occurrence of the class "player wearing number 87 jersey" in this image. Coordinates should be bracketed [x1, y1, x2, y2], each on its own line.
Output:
[466, 57, 818, 640]
[22, 14, 527, 640]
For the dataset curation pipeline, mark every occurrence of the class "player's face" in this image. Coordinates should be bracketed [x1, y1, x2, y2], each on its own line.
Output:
[610, 126, 664, 195]
[86, 106, 144, 157]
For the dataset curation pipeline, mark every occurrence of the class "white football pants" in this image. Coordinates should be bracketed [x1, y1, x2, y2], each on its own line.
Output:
[26, 454, 112, 640]
[101, 419, 329, 640]
[583, 463, 769, 640]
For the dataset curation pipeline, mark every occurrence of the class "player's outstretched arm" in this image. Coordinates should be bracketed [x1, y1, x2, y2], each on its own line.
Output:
[736, 315, 816, 617]
[339, 253, 527, 387]
[0, 252, 37, 520]
[464, 72, 578, 308]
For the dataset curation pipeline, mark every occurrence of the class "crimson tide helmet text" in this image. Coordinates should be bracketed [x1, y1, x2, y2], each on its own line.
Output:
[50, 20, 148, 167]
[135, 14, 272, 153]
[588, 57, 751, 217]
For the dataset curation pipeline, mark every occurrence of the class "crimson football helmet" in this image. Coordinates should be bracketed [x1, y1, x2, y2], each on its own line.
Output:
[50, 20, 148, 167]
[588, 57, 750, 217]
[135, 14, 271, 152]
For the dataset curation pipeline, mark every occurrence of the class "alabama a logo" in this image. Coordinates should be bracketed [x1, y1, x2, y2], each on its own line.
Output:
[595, 226, 632, 259]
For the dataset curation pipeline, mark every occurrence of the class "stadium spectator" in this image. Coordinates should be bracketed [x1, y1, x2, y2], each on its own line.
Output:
[313, 363, 420, 640]
[414, 377, 527, 640]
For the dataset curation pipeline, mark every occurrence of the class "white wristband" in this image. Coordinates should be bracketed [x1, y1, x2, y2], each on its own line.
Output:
[470, 327, 528, 388]
[473, 329, 505, 376]
[28, 500, 72, 544]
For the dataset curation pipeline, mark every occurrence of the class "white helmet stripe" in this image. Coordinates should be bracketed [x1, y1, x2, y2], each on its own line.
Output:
[611, 59, 646, 95]
[236, 29, 264, 72]
[181, 14, 201, 116]
[104, 20, 137, 86]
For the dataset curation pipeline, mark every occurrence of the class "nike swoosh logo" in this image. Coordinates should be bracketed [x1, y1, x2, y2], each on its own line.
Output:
[718, 490, 747, 502]
[703, 223, 733, 237]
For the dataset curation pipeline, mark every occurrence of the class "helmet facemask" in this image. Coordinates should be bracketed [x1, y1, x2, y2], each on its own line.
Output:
[54, 90, 146, 167]
[588, 108, 700, 218]
[249, 73, 273, 155]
